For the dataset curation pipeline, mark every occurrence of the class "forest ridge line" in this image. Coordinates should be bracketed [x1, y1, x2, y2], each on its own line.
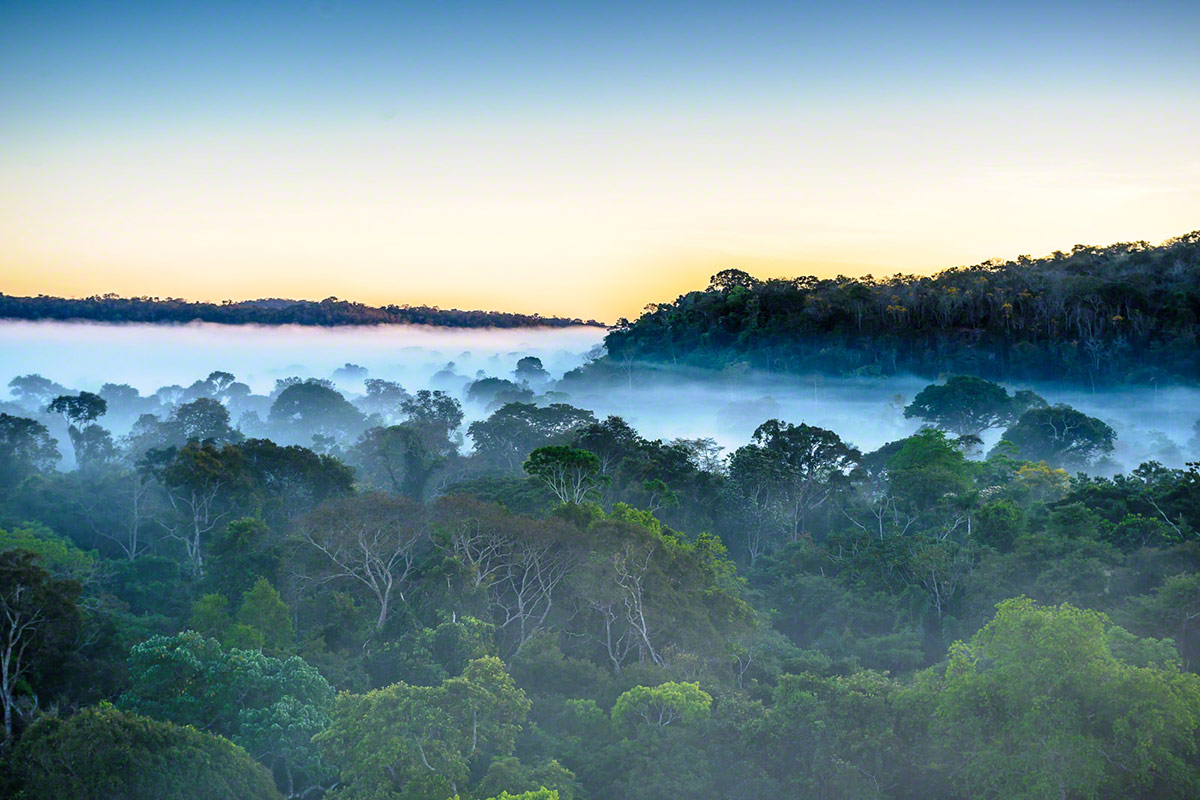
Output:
[592, 229, 1200, 384]
[0, 293, 606, 329]
[3, 230, 1198, 342]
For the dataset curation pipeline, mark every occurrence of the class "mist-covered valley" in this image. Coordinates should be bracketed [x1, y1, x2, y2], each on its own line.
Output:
[3, 320, 1196, 474]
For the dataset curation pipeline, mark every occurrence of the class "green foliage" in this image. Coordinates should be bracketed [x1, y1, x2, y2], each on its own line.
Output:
[316, 656, 530, 800]
[886, 428, 972, 510]
[366, 615, 497, 687]
[119, 631, 334, 796]
[9, 321, 1200, 800]
[453, 790, 559, 800]
[975, 499, 1024, 550]
[1120, 572, 1200, 671]
[48, 391, 107, 426]
[922, 598, 1200, 800]
[612, 681, 712, 728]
[0, 524, 95, 580]
[997, 403, 1117, 469]
[523, 446, 607, 505]
[0, 413, 59, 496]
[188, 592, 233, 637]
[237, 576, 295, 653]
[469, 403, 596, 472]
[474, 756, 578, 800]
[268, 379, 366, 443]
[904, 375, 1031, 436]
[762, 669, 908, 799]
[13, 704, 280, 800]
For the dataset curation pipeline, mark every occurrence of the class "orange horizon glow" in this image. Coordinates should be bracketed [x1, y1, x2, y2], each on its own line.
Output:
[3, 6, 1198, 323]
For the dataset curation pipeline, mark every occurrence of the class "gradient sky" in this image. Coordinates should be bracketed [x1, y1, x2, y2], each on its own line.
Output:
[2, 1, 1198, 321]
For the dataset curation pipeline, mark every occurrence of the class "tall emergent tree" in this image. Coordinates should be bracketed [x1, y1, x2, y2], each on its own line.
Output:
[523, 446, 607, 505]
[903, 376, 1044, 438]
[995, 404, 1117, 469]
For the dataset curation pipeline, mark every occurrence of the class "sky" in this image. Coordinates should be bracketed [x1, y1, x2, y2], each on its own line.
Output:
[1, 1, 1198, 322]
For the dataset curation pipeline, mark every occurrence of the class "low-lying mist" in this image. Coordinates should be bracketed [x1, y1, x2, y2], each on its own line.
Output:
[2, 320, 1196, 473]
[0, 320, 606, 395]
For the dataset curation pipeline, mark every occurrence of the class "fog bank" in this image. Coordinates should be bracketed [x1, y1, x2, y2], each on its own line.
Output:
[2, 320, 1196, 473]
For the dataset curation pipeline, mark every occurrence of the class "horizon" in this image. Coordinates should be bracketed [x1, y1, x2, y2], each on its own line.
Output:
[4, 226, 1195, 325]
[3, 1, 1199, 319]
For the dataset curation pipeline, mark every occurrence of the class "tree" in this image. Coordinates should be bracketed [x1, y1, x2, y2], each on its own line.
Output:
[143, 441, 249, 572]
[0, 413, 59, 497]
[293, 493, 425, 632]
[0, 526, 96, 583]
[725, 445, 791, 563]
[316, 656, 530, 800]
[467, 378, 535, 410]
[470, 403, 596, 472]
[238, 438, 355, 529]
[523, 446, 606, 505]
[921, 597, 1200, 800]
[709, 268, 760, 292]
[466, 790, 559, 800]
[572, 415, 643, 475]
[996, 404, 1117, 469]
[434, 497, 580, 654]
[166, 397, 242, 445]
[69, 422, 116, 469]
[748, 419, 861, 538]
[401, 389, 464, 443]
[352, 424, 450, 501]
[14, 705, 281, 800]
[903, 376, 1033, 437]
[7, 374, 66, 412]
[0, 549, 82, 746]
[612, 682, 712, 729]
[473, 757, 579, 800]
[514, 356, 551, 384]
[48, 391, 108, 466]
[885, 428, 973, 513]
[269, 380, 365, 445]
[1121, 572, 1200, 671]
[236, 577, 295, 654]
[119, 630, 334, 798]
[760, 669, 906, 799]
[357, 378, 411, 424]
[47, 391, 106, 428]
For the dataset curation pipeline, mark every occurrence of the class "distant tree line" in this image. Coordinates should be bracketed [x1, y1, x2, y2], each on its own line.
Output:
[0, 293, 603, 329]
[592, 231, 1200, 383]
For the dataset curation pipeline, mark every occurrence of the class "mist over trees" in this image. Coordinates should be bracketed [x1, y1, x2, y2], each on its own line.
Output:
[1, 261, 1200, 798]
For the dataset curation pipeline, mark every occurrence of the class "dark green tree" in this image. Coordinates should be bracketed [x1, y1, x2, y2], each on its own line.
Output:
[14, 705, 281, 800]
[0, 549, 82, 746]
[996, 404, 1117, 469]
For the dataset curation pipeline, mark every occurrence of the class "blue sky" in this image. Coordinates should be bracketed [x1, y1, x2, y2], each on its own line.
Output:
[2, 1, 1198, 318]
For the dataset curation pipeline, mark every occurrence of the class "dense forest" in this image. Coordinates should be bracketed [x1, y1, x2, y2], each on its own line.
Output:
[0, 293, 602, 329]
[1, 352, 1198, 800]
[590, 232, 1200, 384]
